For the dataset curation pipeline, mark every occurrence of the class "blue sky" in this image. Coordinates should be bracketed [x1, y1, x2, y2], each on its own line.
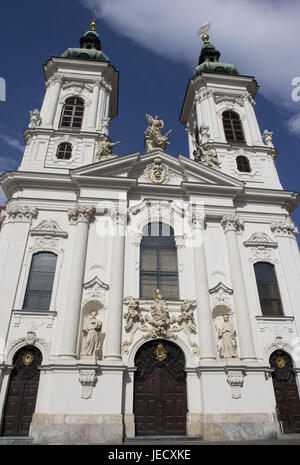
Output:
[0, 0, 299, 234]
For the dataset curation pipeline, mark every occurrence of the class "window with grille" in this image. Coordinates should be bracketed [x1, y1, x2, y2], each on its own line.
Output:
[254, 262, 283, 316]
[222, 111, 245, 144]
[140, 222, 179, 300]
[56, 142, 72, 160]
[236, 155, 251, 172]
[59, 97, 84, 129]
[23, 252, 57, 310]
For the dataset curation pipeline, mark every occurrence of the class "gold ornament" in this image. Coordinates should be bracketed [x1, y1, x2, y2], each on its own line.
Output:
[22, 352, 34, 366]
[275, 355, 286, 369]
[154, 344, 167, 361]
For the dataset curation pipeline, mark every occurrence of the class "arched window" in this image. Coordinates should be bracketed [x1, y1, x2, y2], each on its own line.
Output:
[222, 111, 245, 144]
[59, 97, 84, 129]
[23, 252, 57, 310]
[56, 142, 72, 160]
[254, 262, 283, 316]
[236, 155, 251, 172]
[140, 222, 179, 300]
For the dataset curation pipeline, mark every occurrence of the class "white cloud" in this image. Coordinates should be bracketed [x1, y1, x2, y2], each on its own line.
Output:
[81, 0, 300, 133]
[0, 134, 25, 153]
[287, 113, 300, 136]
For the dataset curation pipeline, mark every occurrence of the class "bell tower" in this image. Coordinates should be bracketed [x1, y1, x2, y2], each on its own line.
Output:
[180, 23, 282, 189]
[19, 18, 119, 173]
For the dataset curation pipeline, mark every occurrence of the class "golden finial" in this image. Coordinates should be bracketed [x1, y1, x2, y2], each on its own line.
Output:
[198, 21, 211, 42]
[154, 289, 163, 300]
[90, 9, 98, 31]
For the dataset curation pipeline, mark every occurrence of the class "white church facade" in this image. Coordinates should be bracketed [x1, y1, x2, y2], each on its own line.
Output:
[0, 20, 300, 444]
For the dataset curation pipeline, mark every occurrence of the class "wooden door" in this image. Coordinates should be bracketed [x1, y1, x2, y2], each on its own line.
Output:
[270, 350, 300, 434]
[1, 346, 42, 437]
[134, 340, 187, 436]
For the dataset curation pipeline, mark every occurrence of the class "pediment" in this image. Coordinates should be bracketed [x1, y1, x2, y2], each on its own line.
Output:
[70, 150, 244, 189]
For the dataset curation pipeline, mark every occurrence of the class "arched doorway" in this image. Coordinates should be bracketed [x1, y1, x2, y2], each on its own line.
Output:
[1, 346, 42, 436]
[134, 339, 187, 436]
[270, 350, 300, 433]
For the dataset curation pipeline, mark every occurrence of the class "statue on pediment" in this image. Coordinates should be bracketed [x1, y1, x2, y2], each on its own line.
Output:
[144, 114, 172, 153]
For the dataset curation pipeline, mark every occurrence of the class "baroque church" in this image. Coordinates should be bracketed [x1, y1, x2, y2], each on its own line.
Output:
[0, 18, 300, 444]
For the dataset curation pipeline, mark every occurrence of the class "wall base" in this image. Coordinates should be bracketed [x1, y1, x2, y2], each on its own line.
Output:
[30, 413, 123, 445]
[201, 413, 278, 441]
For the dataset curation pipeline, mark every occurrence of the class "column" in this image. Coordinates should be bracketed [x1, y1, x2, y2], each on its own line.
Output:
[87, 80, 100, 129]
[270, 218, 300, 333]
[104, 210, 127, 360]
[60, 205, 94, 358]
[191, 213, 215, 360]
[221, 215, 256, 360]
[0, 205, 37, 362]
[42, 73, 62, 128]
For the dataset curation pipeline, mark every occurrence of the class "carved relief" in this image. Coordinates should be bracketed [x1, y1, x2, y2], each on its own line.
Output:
[140, 157, 181, 185]
[122, 292, 199, 356]
[209, 282, 233, 308]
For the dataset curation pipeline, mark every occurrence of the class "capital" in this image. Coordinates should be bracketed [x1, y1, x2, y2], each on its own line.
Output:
[68, 205, 95, 225]
[7, 204, 38, 222]
[221, 214, 244, 233]
[270, 217, 298, 238]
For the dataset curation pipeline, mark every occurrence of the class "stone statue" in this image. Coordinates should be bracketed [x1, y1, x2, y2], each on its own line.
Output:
[81, 310, 102, 358]
[199, 124, 210, 144]
[95, 136, 120, 161]
[123, 296, 144, 331]
[147, 289, 170, 328]
[262, 129, 274, 147]
[29, 109, 41, 128]
[217, 314, 237, 358]
[144, 114, 172, 153]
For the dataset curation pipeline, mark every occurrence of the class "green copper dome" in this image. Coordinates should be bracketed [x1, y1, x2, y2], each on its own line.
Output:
[194, 40, 239, 76]
[61, 26, 109, 62]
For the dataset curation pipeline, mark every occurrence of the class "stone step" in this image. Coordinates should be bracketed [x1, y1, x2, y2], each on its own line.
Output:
[0, 436, 33, 445]
[125, 435, 203, 442]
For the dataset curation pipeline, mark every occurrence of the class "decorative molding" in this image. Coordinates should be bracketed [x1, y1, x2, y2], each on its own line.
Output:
[12, 310, 57, 329]
[209, 282, 233, 308]
[81, 276, 109, 311]
[46, 72, 63, 87]
[226, 369, 245, 399]
[30, 219, 68, 238]
[244, 232, 277, 248]
[263, 336, 293, 361]
[68, 205, 95, 225]
[6, 330, 49, 363]
[78, 369, 98, 399]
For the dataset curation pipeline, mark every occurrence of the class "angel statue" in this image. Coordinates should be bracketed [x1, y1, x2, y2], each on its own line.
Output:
[94, 137, 120, 161]
[144, 114, 172, 153]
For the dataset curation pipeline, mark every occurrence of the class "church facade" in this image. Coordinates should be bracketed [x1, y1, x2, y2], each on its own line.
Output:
[0, 20, 300, 444]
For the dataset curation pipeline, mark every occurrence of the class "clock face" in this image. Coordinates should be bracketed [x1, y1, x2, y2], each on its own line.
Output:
[275, 355, 286, 369]
[22, 352, 34, 366]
